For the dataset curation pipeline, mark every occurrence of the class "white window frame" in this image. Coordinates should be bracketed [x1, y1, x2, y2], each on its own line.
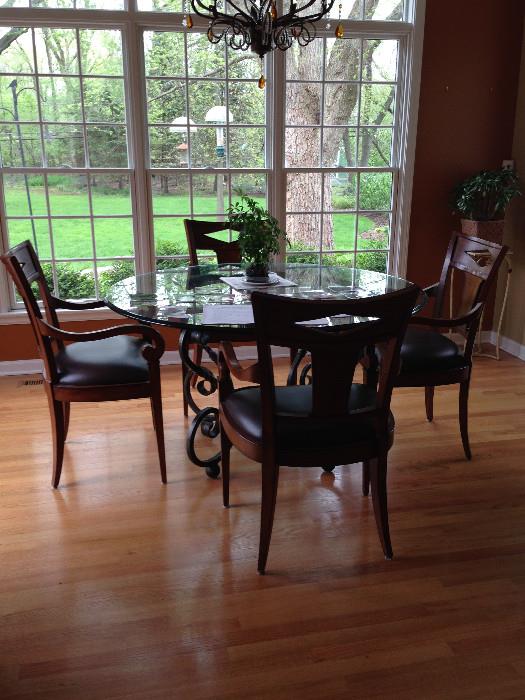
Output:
[0, 0, 426, 319]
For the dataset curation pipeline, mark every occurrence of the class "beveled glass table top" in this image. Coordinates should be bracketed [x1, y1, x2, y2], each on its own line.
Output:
[105, 262, 423, 331]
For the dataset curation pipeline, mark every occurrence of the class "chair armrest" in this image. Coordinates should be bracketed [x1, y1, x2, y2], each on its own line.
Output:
[49, 295, 106, 311]
[423, 282, 439, 298]
[408, 302, 483, 329]
[219, 342, 261, 384]
[36, 319, 165, 359]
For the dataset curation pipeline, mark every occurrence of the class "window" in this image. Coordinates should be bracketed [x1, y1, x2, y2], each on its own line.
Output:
[0, 0, 423, 311]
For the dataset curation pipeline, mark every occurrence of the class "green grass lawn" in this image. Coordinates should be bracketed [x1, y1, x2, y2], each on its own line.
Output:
[5, 188, 387, 261]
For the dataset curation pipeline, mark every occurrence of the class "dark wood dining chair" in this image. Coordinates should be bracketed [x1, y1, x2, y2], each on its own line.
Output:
[218, 284, 420, 574]
[365, 232, 507, 473]
[1, 240, 167, 488]
[181, 219, 241, 416]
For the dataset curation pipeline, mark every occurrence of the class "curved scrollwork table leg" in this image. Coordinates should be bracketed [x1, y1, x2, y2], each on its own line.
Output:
[179, 328, 222, 479]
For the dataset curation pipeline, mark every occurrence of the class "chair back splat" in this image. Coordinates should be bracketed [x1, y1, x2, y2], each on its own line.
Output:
[184, 219, 241, 266]
[250, 286, 420, 455]
[434, 233, 507, 319]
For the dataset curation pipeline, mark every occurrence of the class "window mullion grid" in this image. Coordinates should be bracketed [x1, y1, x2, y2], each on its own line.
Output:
[76, 28, 100, 298]
[183, 31, 195, 222]
[30, 29, 60, 293]
[318, 37, 327, 266]
[125, 21, 154, 277]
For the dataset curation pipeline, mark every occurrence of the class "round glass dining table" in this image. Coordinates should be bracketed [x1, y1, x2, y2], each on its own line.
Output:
[105, 262, 423, 477]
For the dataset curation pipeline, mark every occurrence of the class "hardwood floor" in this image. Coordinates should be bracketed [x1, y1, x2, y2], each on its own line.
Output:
[1, 356, 525, 699]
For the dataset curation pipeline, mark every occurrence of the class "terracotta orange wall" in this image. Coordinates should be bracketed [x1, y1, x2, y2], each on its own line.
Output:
[407, 0, 524, 288]
[0, 319, 180, 362]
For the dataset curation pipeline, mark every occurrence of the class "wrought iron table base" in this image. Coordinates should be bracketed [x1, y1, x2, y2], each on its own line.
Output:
[179, 328, 222, 478]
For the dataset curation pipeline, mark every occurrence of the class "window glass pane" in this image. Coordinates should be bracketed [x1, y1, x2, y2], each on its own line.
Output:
[188, 80, 225, 123]
[286, 83, 321, 126]
[55, 261, 96, 300]
[229, 128, 265, 168]
[362, 40, 398, 81]
[230, 173, 266, 202]
[328, 0, 362, 19]
[91, 174, 132, 215]
[147, 79, 187, 124]
[287, 173, 322, 212]
[35, 29, 79, 75]
[0, 76, 38, 122]
[357, 213, 390, 250]
[149, 126, 185, 168]
[189, 126, 221, 168]
[286, 40, 323, 82]
[83, 78, 126, 123]
[138, 0, 183, 11]
[285, 128, 320, 168]
[365, 0, 404, 21]
[48, 174, 89, 216]
[39, 77, 82, 122]
[0, 27, 33, 73]
[323, 127, 357, 167]
[154, 218, 188, 259]
[325, 39, 361, 81]
[229, 83, 264, 124]
[358, 172, 393, 210]
[360, 83, 395, 126]
[286, 213, 321, 253]
[44, 125, 84, 167]
[52, 218, 93, 259]
[144, 31, 186, 77]
[3, 174, 47, 216]
[325, 173, 356, 211]
[80, 29, 124, 73]
[151, 173, 190, 215]
[358, 127, 392, 166]
[356, 250, 387, 272]
[324, 213, 357, 251]
[227, 50, 260, 79]
[87, 125, 127, 167]
[0, 124, 42, 166]
[187, 35, 225, 78]
[192, 174, 227, 216]
[7, 218, 50, 256]
[94, 219, 134, 257]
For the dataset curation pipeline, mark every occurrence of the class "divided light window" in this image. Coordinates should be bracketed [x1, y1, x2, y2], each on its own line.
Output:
[0, 26, 134, 300]
[143, 30, 267, 269]
[0, 0, 418, 310]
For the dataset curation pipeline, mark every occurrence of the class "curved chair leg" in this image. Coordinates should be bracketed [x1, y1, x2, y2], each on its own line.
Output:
[190, 344, 203, 388]
[362, 460, 370, 496]
[63, 402, 70, 441]
[220, 427, 232, 508]
[150, 384, 167, 483]
[459, 379, 472, 460]
[370, 452, 393, 560]
[257, 459, 280, 575]
[46, 389, 65, 489]
[425, 386, 434, 422]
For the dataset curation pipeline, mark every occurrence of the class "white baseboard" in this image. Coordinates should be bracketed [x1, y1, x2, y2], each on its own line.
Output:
[481, 331, 525, 361]
[0, 345, 287, 377]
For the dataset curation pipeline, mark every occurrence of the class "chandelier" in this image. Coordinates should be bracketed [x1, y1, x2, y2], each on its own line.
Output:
[184, 0, 343, 87]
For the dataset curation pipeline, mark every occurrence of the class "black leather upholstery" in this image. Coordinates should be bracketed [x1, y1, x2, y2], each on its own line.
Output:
[399, 327, 467, 374]
[222, 384, 393, 450]
[55, 336, 149, 387]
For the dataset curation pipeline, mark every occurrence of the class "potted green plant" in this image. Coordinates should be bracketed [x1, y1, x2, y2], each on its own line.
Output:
[452, 168, 521, 242]
[227, 195, 287, 281]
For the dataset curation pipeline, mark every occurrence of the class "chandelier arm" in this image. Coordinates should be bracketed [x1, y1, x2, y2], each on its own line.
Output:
[276, 0, 335, 24]
[190, 0, 251, 23]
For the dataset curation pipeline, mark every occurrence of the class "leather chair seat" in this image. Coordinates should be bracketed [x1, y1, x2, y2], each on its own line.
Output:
[221, 384, 393, 450]
[55, 336, 149, 387]
[399, 327, 467, 374]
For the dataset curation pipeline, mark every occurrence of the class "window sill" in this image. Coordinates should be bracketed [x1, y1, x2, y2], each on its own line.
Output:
[0, 306, 123, 326]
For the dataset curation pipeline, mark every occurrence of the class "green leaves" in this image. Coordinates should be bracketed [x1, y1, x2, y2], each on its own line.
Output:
[227, 195, 286, 267]
[452, 168, 522, 221]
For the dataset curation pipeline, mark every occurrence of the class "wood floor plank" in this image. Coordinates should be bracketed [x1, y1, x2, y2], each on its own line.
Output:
[1, 356, 525, 698]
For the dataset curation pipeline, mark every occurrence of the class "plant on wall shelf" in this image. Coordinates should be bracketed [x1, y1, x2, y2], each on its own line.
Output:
[227, 195, 287, 280]
[452, 168, 521, 221]
[452, 168, 521, 243]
